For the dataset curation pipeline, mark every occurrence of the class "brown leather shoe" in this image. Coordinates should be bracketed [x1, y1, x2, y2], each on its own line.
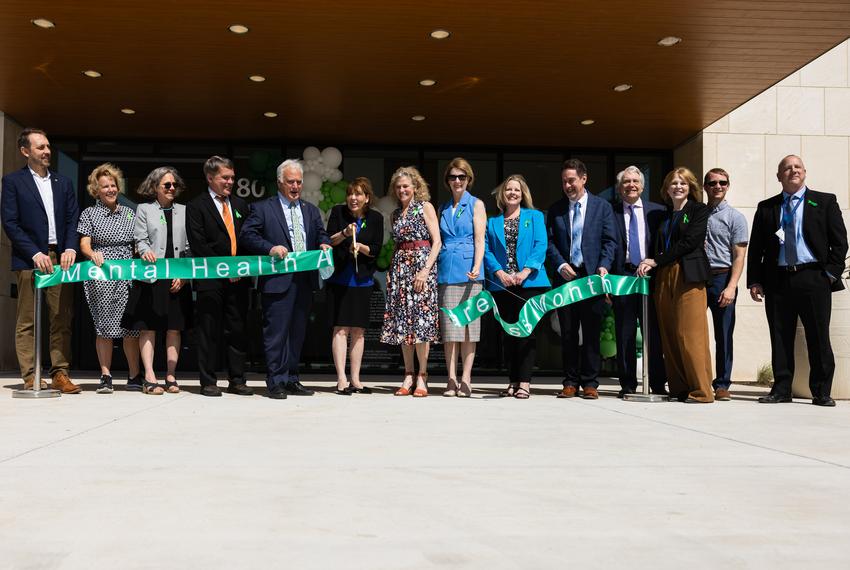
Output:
[715, 388, 731, 401]
[23, 378, 48, 390]
[51, 372, 82, 394]
[557, 386, 577, 398]
[582, 387, 599, 400]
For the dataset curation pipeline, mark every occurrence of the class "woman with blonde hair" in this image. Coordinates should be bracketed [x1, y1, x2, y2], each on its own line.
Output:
[381, 166, 442, 397]
[77, 163, 141, 393]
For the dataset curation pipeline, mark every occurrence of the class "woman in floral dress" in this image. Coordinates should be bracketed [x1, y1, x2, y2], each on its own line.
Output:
[381, 166, 442, 397]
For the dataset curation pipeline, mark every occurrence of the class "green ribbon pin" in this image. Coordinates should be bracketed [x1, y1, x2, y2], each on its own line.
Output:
[160, 214, 166, 224]
[235, 210, 242, 219]
[683, 214, 689, 224]
[807, 199, 817, 207]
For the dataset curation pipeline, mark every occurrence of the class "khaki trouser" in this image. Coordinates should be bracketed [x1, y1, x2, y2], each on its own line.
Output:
[15, 250, 74, 381]
[654, 262, 714, 402]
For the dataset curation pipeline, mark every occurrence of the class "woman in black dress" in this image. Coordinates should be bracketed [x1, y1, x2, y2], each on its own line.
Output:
[122, 167, 192, 395]
[326, 177, 384, 394]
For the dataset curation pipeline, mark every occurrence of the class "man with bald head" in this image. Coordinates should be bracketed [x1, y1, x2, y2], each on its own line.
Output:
[747, 155, 847, 406]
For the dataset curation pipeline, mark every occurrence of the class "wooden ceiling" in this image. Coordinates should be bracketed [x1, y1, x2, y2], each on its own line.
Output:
[1, 1, 849, 149]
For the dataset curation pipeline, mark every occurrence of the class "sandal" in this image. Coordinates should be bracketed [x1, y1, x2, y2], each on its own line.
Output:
[443, 377, 458, 397]
[514, 387, 530, 399]
[143, 380, 164, 395]
[395, 371, 415, 396]
[164, 379, 180, 394]
[413, 372, 428, 397]
[500, 383, 519, 397]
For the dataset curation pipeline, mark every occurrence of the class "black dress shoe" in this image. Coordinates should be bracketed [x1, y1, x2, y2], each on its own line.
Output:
[285, 381, 315, 396]
[812, 396, 836, 407]
[268, 384, 288, 399]
[618, 388, 636, 398]
[651, 387, 669, 396]
[758, 394, 792, 403]
[201, 385, 222, 397]
[227, 383, 254, 396]
[334, 386, 354, 395]
[351, 386, 372, 394]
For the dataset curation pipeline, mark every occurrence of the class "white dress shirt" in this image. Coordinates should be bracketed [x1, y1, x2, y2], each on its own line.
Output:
[622, 198, 647, 261]
[30, 168, 57, 245]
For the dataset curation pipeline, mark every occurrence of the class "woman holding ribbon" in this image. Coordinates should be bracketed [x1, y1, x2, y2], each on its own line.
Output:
[326, 177, 384, 395]
[381, 166, 442, 397]
[77, 163, 141, 394]
[483, 175, 549, 399]
[122, 167, 192, 395]
[436, 158, 487, 397]
[637, 167, 714, 403]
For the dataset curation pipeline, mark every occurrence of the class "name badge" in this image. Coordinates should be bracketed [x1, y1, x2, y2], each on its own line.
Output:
[774, 227, 785, 244]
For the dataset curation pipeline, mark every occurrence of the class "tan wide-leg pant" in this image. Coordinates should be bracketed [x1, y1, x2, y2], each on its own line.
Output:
[653, 262, 714, 402]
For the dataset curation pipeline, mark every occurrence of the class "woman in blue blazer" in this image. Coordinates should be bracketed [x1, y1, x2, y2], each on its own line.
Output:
[484, 175, 550, 399]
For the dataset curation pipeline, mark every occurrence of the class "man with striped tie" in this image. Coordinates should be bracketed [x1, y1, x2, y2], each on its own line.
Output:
[546, 159, 617, 399]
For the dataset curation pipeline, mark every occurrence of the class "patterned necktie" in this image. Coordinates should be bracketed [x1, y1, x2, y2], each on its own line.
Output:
[628, 204, 641, 265]
[217, 196, 237, 256]
[290, 201, 305, 252]
[784, 195, 798, 265]
[570, 201, 583, 267]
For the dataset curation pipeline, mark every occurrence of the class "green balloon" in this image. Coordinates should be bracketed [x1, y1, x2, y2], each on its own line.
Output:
[600, 340, 617, 359]
[330, 187, 346, 203]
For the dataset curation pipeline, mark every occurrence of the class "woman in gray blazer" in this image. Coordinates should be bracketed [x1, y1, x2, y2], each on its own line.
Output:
[122, 167, 192, 395]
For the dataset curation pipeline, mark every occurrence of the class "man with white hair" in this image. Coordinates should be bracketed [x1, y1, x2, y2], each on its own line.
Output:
[240, 159, 331, 399]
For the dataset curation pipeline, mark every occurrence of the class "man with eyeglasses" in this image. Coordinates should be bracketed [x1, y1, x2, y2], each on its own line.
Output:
[240, 159, 331, 400]
[748, 155, 847, 406]
[703, 168, 748, 401]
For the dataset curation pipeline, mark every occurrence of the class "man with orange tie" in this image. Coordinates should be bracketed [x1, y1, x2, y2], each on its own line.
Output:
[186, 156, 253, 397]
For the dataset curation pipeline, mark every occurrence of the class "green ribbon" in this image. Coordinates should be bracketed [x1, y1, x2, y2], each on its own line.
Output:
[34, 251, 334, 289]
[441, 274, 649, 337]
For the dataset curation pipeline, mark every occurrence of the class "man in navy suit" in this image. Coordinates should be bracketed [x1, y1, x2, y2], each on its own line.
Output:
[1, 128, 81, 393]
[547, 159, 617, 399]
[240, 159, 331, 399]
[610, 166, 667, 397]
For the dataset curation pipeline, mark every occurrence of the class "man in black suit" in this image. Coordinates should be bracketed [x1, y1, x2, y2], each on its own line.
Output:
[1, 128, 81, 393]
[546, 158, 617, 399]
[240, 159, 331, 399]
[186, 156, 253, 397]
[748, 155, 848, 407]
[610, 166, 667, 397]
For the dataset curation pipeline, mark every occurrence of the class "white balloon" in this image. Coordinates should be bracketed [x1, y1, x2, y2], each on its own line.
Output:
[374, 195, 397, 215]
[303, 171, 322, 193]
[303, 146, 321, 161]
[328, 169, 343, 183]
[320, 147, 343, 168]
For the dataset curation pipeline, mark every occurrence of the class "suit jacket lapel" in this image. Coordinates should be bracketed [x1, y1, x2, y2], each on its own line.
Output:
[23, 169, 48, 217]
[49, 173, 63, 231]
[495, 214, 506, 252]
[274, 198, 293, 249]
[441, 203, 455, 237]
[205, 193, 228, 234]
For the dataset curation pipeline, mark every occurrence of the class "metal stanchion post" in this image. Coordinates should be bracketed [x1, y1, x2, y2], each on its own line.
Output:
[12, 284, 60, 399]
[624, 293, 666, 402]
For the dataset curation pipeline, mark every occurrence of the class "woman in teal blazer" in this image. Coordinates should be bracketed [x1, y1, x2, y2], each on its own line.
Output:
[484, 174, 550, 398]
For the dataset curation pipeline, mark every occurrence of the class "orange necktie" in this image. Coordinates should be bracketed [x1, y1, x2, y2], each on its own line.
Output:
[218, 196, 237, 256]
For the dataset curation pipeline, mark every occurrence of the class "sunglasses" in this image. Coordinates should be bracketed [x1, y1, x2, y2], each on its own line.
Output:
[705, 180, 729, 187]
[447, 174, 468, 182]
[163, 182, 179, 190]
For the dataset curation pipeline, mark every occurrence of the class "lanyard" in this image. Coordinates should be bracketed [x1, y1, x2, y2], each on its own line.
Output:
[781, 192, 804, 229]
[664, 210, 683, 251]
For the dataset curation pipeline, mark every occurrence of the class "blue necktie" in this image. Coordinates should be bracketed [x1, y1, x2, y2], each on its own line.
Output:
[628, 205, 641, 265]
[784, 196, 798, 265]
[570, 202, 583, 267]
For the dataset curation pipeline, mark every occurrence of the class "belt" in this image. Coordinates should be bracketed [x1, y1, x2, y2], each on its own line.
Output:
[624, 263, 639, 273]
[711, 267, 730, 275]
[779, 262, 820, 273]
[398, 240, 430, 250]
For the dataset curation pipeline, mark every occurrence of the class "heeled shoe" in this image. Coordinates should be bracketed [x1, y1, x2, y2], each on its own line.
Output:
[443, 377, 458, 397]
[395, 371, 415, 396]
[456, 380, 472, 398]
[413, 373, 428, 397]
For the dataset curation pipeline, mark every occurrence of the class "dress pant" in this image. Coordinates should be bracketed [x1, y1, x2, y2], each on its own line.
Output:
[706, 270, 736, 390]
[261, 274, 313, 388]
[765, 267, 835, 400]
[556, 267, 605, 389]
[612, 291, 666, 393]
[493, 287, 544, 382]
[653, 262, 714, 402]
[194, 279, 249, 387]
[15, 250, 73, 381]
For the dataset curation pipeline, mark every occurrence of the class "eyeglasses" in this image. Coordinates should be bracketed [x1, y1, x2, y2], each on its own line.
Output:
[705, 180, 729, 187]
[447, 174, 468, 182]
[163, 182, 178, 190]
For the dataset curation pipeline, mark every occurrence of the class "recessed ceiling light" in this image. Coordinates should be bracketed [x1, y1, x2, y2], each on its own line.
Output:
[419, 79, 436, 87]
[249, 75, 266, 82]
[430, 29, 451, 39]
[411, 115, 426, 121]
[580, 119, 595, 126]
[657, 36, 682, 47]
[31, 18, 55, 29]
[263, 111, 278, 118]
[613, 83, 632, 92]
[120, 108, 136, 115]
[82, 70, 102, 78]
[229, 24, 249, 34]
